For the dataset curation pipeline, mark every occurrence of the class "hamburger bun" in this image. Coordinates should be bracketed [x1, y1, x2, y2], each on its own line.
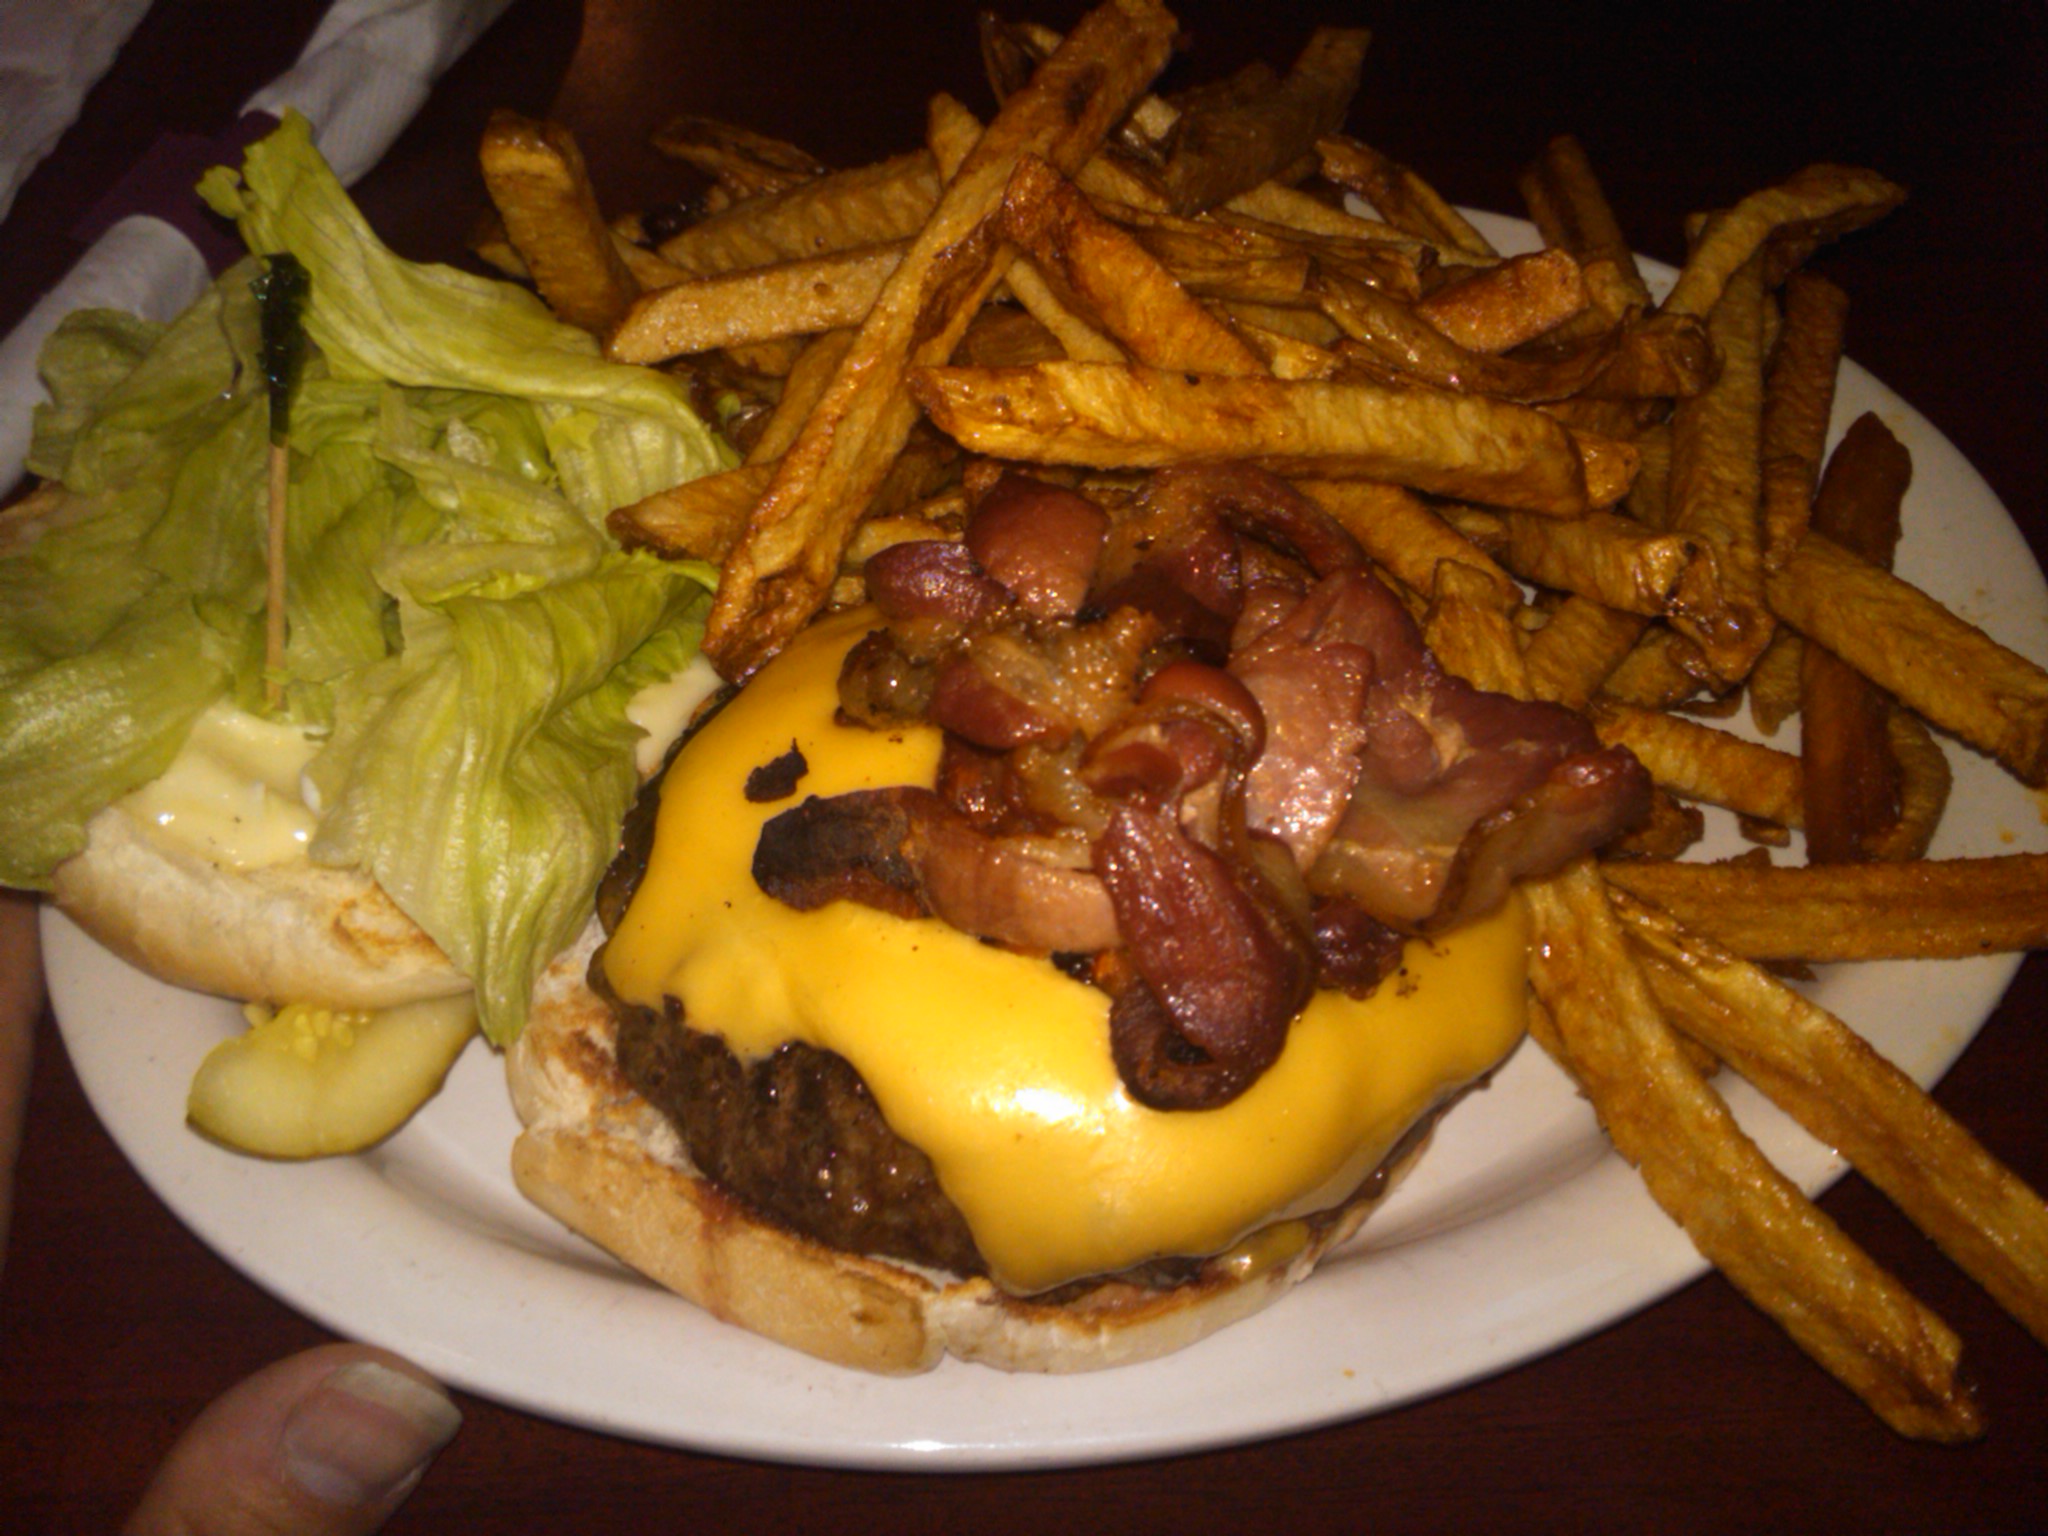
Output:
[51, 800, 465, 1010]
[508, 918, 1447, 1374]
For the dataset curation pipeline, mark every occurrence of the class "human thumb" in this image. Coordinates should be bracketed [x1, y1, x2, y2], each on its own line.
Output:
[125, 1343, 461, 1536]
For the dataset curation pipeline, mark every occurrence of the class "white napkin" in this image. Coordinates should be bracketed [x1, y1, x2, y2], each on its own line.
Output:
[0, 0, 156, 226]
[0, 0, 517, 494]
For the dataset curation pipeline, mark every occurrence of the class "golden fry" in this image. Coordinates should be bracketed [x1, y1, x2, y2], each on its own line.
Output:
[1666, 252, 1771, 687]
[1599, 854, 2048, 961]
[748, 330, 857, 465]
[1863, 710, 1950, 864]
[608, 461, 776, 562]
[1523, 595, 1651, 710]
[1297, 479, 1519, 608]
[1447, 506, 1703, 618]
[1316, 135, 1497, 261]
[1760, 272, 1851, 563]
[656, 150, 942, 278]
[1412, 248, 1588, 354]
[911, 361, 1620, 514]
[607, 241, 904, 362]
[1516, 133, 1653, 317]
[1591, 701, 1803, 829]
[1661, 163, 1906, 320]
[478, 111, 641, 334]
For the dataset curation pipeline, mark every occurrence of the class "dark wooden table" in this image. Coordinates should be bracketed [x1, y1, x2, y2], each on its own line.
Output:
[3, 2, 2044, 1531]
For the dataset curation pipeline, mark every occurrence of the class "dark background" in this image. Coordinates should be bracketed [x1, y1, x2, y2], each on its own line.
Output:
[2, 2, 2044, 1531]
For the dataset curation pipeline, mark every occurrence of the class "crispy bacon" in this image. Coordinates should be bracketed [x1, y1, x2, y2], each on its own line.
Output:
[964, 473, 1108, 621]
[754, 788, 1119, 954]
[768, 461, 1652, 1110]
[1095, 803, 1315, 1109]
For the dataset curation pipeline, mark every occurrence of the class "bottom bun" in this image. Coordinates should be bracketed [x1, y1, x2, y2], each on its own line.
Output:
[508, 920, 1441, 1375]
[52, 803, 466, 1010]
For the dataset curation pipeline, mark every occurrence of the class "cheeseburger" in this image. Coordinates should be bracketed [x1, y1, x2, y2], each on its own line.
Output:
[509, 462, 1650, 1372]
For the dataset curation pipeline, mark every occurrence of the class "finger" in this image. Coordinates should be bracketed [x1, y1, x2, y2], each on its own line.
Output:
[125, 1343, 462, 1536]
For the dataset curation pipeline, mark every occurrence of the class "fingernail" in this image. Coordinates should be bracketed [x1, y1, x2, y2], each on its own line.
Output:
[280, 1361, 462, 1508]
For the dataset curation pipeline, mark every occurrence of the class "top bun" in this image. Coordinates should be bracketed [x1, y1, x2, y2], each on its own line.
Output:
[52, 801, 466, 1009]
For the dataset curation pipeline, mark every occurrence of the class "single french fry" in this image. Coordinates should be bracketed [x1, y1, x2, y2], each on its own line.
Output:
[1523, 595, 1651, 710]
[1617, 891, 2048, 1351]
[606, 240, 905, 362]
[1599, 624, 1712, 709]
[1760, 271, 1851, 562]
[1666, 251, 1771, 687]
[656, 149, 943, 277]
[1747, 629, 1804, 736]
[649, 115, 825, 199]
[1297, 479, 1519, 608]
[1422, 559, 1525, 692]
[1221, 179, 1413, 245]
[478, 111, 641, 334]
[1316, 135, 1497, 261]
[1412, 248, 1588, 354]
[748, 329, 857, 465]
[1863, 710, 1950, 864]
[1745, 273, 1851, 736]
[1599, 853, 2048, 961]
[1152, 26, 1371, 215]
[1602, 787, 1707, 861]
[1660, 164, 1906, 320]
[1119, 205, 1426, 307]
[1447, 505, 1703, 618]
[1591, 701, 1804, 829]
[704, 0, 1179, 680]
[607, 461, 777, 562]
[1526, 862, 1980, 1442]
[997, 155, 1269, 375]
[1801, 412, 1914, 862]
[1516, 133, 1653, 316]
[911, 361, 1620, 514]
[1768, 530, 2048, 787]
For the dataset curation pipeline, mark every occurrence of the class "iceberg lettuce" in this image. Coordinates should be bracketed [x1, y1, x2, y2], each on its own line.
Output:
[0, 115, 730, 1041]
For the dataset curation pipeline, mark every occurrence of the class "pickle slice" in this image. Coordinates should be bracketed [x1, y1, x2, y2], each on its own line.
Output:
[187, 993, 477, 1158]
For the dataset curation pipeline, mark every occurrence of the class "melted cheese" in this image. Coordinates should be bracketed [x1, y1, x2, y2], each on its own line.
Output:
[119, 701, 319, 870]
[604, 609, 1528, 1294]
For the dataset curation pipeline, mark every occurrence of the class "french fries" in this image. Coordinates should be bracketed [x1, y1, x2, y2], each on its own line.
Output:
[1526, 864, 1981, 1442]
[1618, 892, 2048, 1350]
[704, 0, 1179, 680]
[520, 1, 2047, 1440]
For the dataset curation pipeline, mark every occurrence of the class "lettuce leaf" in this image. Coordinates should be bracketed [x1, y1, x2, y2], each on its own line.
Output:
[0, 118, 731, 1040]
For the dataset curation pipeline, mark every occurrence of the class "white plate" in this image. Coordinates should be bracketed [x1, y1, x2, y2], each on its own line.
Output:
[46, 216, 2048, 1469]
